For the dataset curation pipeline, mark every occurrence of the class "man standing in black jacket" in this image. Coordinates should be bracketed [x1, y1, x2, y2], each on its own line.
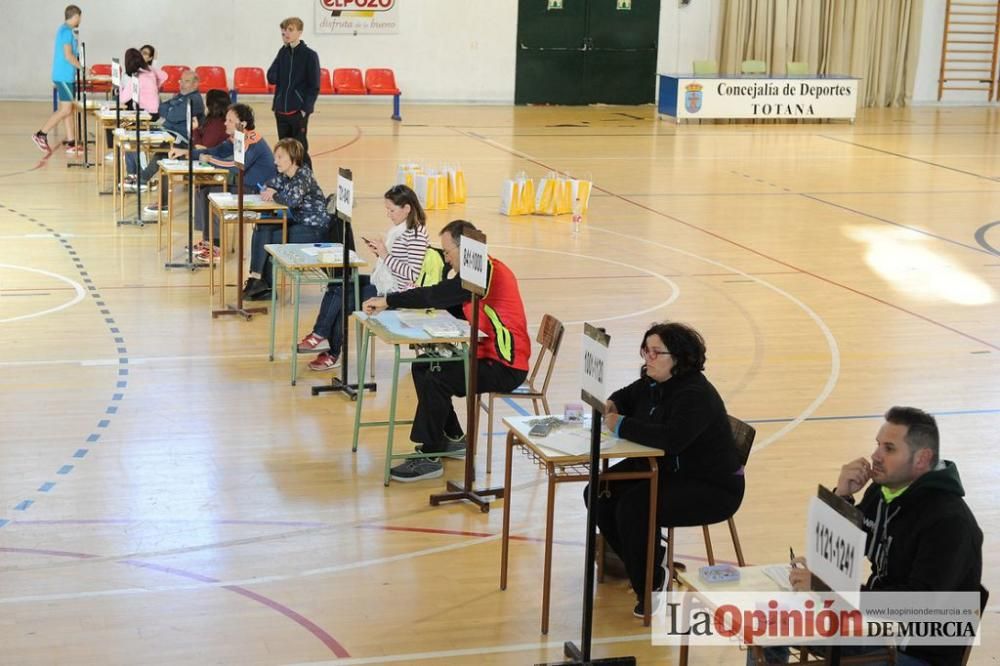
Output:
[267, 17, 320, 168]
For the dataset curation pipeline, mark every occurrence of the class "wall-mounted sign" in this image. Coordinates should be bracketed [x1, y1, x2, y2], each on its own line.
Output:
[617, 0, 632, 9]
[316, 0, 400, 35]
[548, 0, 564, 10]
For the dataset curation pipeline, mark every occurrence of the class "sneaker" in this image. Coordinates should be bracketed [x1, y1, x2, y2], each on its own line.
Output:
[390, 458, 444, 483]
[245, 289, 271, 301]
[297, 332, 329, 352]
[142, 205, 162, 222]
[633, 590, 664, 618]
[414, 433, 467, 454]
[242, 277, 269, 299]
[32, 132, 51, 153]
[123, 181, 149, 193]
[194, 245, 220, 263]
[65, 143, 83, 155]
[308, 352, 338, 371]
[104, 151, 115, 162]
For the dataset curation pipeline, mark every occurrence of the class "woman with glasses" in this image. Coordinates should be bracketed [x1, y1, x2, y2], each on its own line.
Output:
[586, 321, 744, 618]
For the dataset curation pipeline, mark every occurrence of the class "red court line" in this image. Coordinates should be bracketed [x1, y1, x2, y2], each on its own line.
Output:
[461, 131, 1000, 352]
[2, 547, 350, 658]
[311, 126, 363, 158]
[359, 524, 740, 565]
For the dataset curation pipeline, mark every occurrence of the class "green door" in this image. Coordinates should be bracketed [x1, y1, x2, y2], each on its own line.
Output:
[515, 0, 661, 105]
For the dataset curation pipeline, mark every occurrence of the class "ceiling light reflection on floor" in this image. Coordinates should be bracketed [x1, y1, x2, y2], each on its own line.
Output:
[845, 226, 995, 306]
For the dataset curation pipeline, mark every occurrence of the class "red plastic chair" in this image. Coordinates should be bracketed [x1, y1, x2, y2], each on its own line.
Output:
[319, 68, 334, 95]
[232, 67, 270, 98]
[160, 65, 188, 94]
[332, 68, 366, 95]
[86, 63, 113, 94]
[195, 66, 228, 94]
[364, 68, 402, 121]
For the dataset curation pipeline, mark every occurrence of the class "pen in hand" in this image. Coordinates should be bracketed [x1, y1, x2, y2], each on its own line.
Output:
[789, 546, 800, 569]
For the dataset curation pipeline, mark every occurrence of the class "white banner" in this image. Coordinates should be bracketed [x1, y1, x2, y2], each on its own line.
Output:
[315, 0, 400, 35]
[669, 77, 859, 120]
[232, 130, 246, 166]
[459, 235, 487, 291]
[336, 171, 354, 218]
[806, 496, 867, 596]
[580, 324, 610, 410]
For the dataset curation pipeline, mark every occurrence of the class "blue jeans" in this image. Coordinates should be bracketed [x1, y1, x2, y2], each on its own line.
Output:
[311, 277, 375, 357]
[249, 224, 328, 288]
[749, 645, 929, 665]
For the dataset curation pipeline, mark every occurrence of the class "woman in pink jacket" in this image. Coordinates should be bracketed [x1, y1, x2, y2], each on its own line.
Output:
[119, 47, 166, 118]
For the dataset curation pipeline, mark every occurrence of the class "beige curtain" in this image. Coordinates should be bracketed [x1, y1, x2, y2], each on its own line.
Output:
[719, 0, 924, 107]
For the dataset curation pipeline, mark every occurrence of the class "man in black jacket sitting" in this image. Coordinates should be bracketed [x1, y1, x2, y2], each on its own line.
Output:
[766, 406, 983, 666]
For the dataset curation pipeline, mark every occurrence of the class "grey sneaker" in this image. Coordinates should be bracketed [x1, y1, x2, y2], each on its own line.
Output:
[390, 458, 443, 483]
[414, 435, 467, 457]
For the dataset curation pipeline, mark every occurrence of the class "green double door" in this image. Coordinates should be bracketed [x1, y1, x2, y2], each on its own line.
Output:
[515, 0, 661, 105]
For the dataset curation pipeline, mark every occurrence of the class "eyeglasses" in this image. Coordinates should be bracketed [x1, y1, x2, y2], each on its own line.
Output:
[641, 348, 672, 360]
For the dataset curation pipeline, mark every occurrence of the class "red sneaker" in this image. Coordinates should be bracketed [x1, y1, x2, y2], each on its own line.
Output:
[308, 352, 339, 371]
[297, 332, 329, 352]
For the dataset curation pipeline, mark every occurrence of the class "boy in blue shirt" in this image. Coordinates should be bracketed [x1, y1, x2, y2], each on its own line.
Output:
[33, 5, 83, 154]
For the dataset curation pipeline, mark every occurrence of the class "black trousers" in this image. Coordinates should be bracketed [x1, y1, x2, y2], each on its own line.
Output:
[410, 358, 526, 454]
[275, 112, 311, 168]
[586, 460, 745, 598]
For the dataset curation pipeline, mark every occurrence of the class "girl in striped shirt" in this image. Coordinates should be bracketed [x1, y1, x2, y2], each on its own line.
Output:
[300, 184, 430, 371]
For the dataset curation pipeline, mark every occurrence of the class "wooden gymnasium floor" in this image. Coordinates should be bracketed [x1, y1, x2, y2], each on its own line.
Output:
[0, 100, 997, 665]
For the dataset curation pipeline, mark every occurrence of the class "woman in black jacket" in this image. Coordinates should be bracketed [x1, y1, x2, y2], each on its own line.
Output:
[588, 322, 744, 617]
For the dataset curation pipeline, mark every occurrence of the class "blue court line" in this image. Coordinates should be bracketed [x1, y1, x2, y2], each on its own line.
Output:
[747, 407, 1000, 425]
[0, 519, 8, 528]
[86, 434, 100, 442]
[112, 393, 123, 400]
[57, 465, 73, 475]
[73, 449, 88, 458]
[116, 381, 127, 388]
[38, 482, 55, 493]
[105, 407, 117, 414]
[501, 397, 531, 416]
[15, 500, 33, 511]
[98, 420, 110, 427]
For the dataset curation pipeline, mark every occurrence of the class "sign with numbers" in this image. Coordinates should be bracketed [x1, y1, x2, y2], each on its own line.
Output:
[459, 231, 487, 295]
[336, 168, 353, 219]
[581, 324, 610, 412]
[232, 130, 246, 167]
[111, 58, 121, 88]
[130, 75, 139, 109]
[806, 492, 866, 595]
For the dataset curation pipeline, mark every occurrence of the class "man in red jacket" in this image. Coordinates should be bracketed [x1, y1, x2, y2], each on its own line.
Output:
[363, 220, 531, 482]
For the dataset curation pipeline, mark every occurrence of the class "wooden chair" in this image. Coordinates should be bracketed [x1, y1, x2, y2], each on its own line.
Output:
[666, 415, 755, 590]
[479, 314, 564, 473]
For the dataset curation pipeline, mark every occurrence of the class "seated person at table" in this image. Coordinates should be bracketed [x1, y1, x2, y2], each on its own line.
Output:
[298, 183, 430, 371]
[587, 322, 744, 618]
[124, 69, 204, 195]
[756, 407, 983, 666]
[242, 138, 329, 301]
[144, 88, 229, 219]
[189, 103, 276, 264]
[363, 220, 530, 483]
